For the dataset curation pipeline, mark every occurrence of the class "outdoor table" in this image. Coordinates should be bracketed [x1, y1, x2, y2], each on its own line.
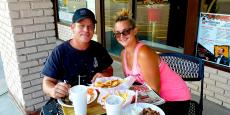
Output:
[41, 97, 106, 115]
[41, 84, 162, 115]
[61, 99, 106, 115]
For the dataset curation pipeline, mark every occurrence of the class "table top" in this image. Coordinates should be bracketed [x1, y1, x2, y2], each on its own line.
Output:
[61, 97, 105, 115]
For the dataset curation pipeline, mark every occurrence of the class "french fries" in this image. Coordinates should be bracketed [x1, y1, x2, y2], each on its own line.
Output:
[87, 88, 94, 101]
[101, 91, 128, 105]
[101, 93, 110, 104]
[115, 91, 128, 102]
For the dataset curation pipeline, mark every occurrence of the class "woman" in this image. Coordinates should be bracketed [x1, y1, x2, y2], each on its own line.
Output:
[113, 9, 191, 115]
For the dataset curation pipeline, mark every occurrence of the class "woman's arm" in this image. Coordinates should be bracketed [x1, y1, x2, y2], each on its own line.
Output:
[138, 45, 161, 93]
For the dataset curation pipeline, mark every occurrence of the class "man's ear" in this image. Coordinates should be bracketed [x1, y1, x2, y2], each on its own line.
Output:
[70, 23, 75, 30]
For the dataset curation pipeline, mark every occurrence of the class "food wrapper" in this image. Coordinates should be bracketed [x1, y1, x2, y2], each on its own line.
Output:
[97, 89, 136, 108]
[92, 76, 136, 92]
[130, 83, 165, 105]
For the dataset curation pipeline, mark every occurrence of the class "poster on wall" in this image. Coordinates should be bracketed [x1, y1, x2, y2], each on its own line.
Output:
[196, 12, 230, 67]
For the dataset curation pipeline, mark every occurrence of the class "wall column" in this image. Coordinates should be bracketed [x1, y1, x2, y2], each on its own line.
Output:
[0, 0, 56, 113]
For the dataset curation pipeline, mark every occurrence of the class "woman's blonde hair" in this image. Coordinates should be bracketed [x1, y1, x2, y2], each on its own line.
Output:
[114, 8, 136, 28]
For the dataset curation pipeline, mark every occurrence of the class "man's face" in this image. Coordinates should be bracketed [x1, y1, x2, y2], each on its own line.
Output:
[218, 48, 224, 55]
[71, 18, 95, 43]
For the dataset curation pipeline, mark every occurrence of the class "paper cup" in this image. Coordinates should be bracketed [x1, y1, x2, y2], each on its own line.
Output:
[105, 95, 123, 115]
[69, 85, 87, 115]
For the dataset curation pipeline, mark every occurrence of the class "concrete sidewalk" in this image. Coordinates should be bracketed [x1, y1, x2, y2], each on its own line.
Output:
[0, 55, 230, 115]
[0, 53, 23, 115]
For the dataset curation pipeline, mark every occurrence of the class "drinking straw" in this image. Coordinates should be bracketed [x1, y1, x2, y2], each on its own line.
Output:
[135, 90, 138, 107]
[78, 75, 80, 85]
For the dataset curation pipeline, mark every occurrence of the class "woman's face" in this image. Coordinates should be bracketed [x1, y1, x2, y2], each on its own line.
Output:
[114, 20, 136, 47]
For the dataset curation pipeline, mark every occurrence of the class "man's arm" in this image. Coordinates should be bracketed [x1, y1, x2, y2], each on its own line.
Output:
[91, 66, 113, 82]
[43, 76, 70, 99]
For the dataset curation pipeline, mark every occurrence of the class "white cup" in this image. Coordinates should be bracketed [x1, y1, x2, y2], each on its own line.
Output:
[105, 95, 123, 115]
[69, 85, 87, 115]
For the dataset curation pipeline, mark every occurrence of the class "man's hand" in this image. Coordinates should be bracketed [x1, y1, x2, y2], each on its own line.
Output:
[91, 66, 113, 82]
[51, 82, 70, 99]
[43, 76, 71, 99]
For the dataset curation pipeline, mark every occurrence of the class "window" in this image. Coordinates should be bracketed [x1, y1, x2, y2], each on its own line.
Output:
[104, 0, 189, 56]
[57, 0, 93, 24]
[104, 0, 129, 56]
[135, 1, 184, 53]
[54, 0, 97, 41]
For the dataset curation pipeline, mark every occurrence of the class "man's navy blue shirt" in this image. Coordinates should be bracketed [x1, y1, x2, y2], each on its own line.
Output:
[42, 40, 113, 86]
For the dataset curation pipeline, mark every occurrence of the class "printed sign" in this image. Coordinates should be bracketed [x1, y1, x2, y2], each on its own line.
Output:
[196, 13, 230, 67]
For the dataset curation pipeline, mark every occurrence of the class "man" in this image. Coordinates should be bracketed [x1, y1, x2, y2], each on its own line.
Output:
[42, 8, 113, 99]
[216, 48, 229, 66]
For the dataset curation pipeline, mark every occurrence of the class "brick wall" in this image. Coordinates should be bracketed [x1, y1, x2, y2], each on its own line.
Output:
[0, 0, 25, 112]
[0, 0, 56, 113]
[181, 66, 230, 109]
[203, 67, 230, 109]
[57, 24, 72, 41]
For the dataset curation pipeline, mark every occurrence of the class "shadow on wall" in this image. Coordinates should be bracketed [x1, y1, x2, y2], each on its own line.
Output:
[0, 52, 5, 79]
[0, 52, 8, 95]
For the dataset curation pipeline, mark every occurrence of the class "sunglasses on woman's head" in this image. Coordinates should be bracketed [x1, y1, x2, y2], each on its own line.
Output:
[113, 27, 134, 38]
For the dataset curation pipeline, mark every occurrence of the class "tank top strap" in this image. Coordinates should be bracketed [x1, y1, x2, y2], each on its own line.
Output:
[132, 42, 145, 71]
[123, 50, 128, 72]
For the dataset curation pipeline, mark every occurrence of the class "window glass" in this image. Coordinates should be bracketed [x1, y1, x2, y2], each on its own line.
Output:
[105, 0, 186, 56]
[196, 0, 230, 67]
[104, 0, 129, 56]
[58, 0, 88, 23]
[135, 1, 183, 53]
[136, 1, 168, 46]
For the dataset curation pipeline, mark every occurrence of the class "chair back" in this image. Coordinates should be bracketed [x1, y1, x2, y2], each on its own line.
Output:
[160, 53, 204, 81]
[160, 53, 204, 115]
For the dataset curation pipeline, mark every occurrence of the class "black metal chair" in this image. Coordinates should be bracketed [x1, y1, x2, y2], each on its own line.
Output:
[160, 53, 204, 115]
[40, 98, 64, 115]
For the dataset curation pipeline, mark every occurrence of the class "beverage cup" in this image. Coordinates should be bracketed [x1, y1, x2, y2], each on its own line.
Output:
[69, 85, 87, 115]
[105, 95, 123, 115]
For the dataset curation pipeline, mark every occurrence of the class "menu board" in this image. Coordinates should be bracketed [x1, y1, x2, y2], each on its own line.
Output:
[196, 13, 230, 67]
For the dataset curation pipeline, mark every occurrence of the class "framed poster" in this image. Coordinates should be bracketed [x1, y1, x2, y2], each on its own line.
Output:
[196, 13, 230, 67]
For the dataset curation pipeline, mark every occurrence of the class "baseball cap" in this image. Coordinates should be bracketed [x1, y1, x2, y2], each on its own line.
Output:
[72, 8, 97, 24]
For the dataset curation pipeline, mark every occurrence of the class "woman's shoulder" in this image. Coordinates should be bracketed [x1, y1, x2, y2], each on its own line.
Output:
[137, 44, 160, 63]
[138, 44, 157, 56]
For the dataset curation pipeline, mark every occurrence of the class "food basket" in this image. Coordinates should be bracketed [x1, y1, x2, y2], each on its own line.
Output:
[97, 89, 136, 108]
[93, 76, 136, 92]
[57, 100, 75, 115]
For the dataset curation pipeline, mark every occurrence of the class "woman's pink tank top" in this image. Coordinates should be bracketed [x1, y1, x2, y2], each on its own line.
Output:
[123, 42, 191, 101]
